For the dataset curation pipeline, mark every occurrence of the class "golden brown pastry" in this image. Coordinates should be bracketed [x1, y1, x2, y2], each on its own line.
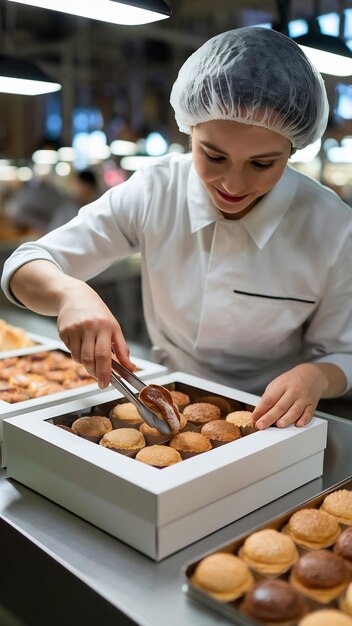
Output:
[191, 552, 254, 602]
[169, 431, 212, 459]
[0, 319, 35, 351]
[109, 402, 143, 428]
[283, 508, 341, 549]
[169, 390, 190, 412]
[320, 489, 352, 525]
[99, 428, 146, 457]
[196, 395, 233, 416]
[290, 549, 349, 603]
[239, 528, 298, 576]
[298, 610, 352, 626]
[226, 410, 256, 435]
[183, 402, 221, 426]
[72, 415, 112, 443]
[139, 384, 180, 432]
[241, 579, 307, 625]
[135, 445, 182, 468]
[200, 420, 241, 447]
[340, 582, 352, 616]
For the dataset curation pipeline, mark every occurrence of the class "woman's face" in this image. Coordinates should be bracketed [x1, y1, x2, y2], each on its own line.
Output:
[191, 119, 292, 219]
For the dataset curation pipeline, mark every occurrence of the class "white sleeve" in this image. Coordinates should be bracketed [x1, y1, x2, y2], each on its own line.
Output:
[1, 168, 150, 306]
[303, 224, 352, 393]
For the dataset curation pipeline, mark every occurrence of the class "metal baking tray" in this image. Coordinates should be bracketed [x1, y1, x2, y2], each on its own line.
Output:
[182, 478, 352, 625]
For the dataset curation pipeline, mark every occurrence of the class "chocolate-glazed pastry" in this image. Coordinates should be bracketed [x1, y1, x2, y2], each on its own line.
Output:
[290, 549, 349, 603]
[241, 579, 307, 624]
[334, 526, 352, 567]
[139, 384, 180, 432]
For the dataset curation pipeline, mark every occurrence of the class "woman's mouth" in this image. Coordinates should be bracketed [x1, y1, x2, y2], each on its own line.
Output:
[216, 189, 249, 203]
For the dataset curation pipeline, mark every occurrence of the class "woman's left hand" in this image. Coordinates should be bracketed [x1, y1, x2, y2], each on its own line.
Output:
[252, 364, 327, 429]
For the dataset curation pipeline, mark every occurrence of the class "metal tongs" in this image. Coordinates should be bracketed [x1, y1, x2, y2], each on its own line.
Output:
[110, 359, 171, 436]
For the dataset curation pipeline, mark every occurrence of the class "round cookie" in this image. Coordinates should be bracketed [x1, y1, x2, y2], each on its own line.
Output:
[290, 549, 349, 603]
[283, 508, 341, 549]
[321, 489, 352, 525]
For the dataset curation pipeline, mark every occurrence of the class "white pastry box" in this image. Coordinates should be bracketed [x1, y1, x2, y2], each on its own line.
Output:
[0, 348, 167, 442]
[3, 372, 328, 561]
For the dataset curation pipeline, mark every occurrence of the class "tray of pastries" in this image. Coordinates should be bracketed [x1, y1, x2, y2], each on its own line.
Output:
[183, 480, 352, 626]
[48, 380, 256, 466]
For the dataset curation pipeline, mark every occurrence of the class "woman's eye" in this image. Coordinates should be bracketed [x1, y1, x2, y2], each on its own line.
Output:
[205, 153, 225, 162]
[252, 161, 273, 169]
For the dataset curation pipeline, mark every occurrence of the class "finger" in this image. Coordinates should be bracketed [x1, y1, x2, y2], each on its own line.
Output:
[66, 333, 82, 364]
[295, 405, 315, 428]
[95, 330, 116, 388]
[111, 329, 135, 371]
[276, 401, 307, 428]
[80, 331, 98, 379]
[254, 390, 295, 429]
[59, 331, 71, 353]
[252, 389, 285, 421]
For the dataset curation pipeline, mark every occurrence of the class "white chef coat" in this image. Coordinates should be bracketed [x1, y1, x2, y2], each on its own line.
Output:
[2, 153, 352, 395]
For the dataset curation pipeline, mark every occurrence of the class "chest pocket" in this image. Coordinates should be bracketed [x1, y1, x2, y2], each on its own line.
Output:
[194, 287, 317, 358]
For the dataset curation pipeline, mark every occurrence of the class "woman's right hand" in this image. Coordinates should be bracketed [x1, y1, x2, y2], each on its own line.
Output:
[57, 281, 134, 388]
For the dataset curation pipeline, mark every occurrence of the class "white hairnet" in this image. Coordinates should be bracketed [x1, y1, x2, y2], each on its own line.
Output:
[170, 27, 329, 150]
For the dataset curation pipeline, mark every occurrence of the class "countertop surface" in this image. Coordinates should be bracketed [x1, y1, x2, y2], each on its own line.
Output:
[0, 411, 351, 626]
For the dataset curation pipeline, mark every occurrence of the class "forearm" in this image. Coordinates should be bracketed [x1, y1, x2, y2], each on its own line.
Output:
[10, 260, 84, 316]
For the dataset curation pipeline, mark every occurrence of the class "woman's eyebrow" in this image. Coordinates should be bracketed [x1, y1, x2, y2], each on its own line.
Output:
[200, 141, 284, 158]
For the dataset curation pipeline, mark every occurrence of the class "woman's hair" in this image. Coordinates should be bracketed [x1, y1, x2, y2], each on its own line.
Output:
[170, 27, 329, 150]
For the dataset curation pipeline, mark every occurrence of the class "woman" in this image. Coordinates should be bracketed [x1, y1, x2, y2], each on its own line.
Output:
[2, 27, 352, 430]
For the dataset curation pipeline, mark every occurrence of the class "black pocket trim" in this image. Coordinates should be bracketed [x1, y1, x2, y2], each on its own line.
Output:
[233, 289, 316, 304]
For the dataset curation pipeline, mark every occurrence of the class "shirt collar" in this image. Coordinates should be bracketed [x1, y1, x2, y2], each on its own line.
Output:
[187, 164, 299, 249]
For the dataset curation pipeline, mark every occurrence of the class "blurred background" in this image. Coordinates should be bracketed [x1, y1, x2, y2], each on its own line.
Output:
[0, 0, 352, 356]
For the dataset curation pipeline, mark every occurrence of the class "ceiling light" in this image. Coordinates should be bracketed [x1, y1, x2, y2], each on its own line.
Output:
[7, 0, 172, 26]
[293, 24, 352, 76]
[0, 54, 61, 95]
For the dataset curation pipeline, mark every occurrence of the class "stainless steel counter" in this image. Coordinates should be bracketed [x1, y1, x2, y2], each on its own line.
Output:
[0, 411, 351, 626]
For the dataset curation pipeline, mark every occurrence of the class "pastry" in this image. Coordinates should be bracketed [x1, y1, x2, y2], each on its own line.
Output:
[109, 402, 143, 429]
[191, 552, 254, 602]
[135, 445, 182, 468]
[226, 410, 257, 436]
[0, 388, 31, 403]
[72, 415, 112, 443]
[340, 582, 352, 616]
[321, 489, 352, 525]
[200, 420, 241, 447]
[183, 402, 221, 427]
[169, 390, 190, 412]
[239, 528, 298, 576]
[139, 384, 180, 432]
[283, 508, 341, 549]
[169, 431, 212, 459]
[298, 610, 352, 625]
[334, 526, 352, 567]
[197, 395, 233, 416]
[139, 414, 187, 446]
[99, 428, 146, 457]
[290, 549, 349, 603]
[241, 579, 307, 625]
[0, 319, 35, 351]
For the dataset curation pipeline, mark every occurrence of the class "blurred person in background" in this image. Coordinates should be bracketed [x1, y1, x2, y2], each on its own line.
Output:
[2, 27, 352, 430]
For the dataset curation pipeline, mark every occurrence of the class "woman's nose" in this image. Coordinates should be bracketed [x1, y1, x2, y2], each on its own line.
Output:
[221, 165, 247, 195]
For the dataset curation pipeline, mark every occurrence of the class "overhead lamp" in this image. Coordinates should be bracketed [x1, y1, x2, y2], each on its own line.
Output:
[0, 54, 61, 95]
[294, 30, 352, 76]
[7, 0, 172, 26]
